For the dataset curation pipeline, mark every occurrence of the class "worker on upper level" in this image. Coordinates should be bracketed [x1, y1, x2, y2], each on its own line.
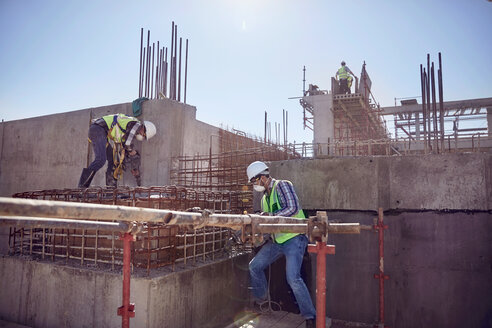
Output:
[336, 61, 356, 94]
[246, 161, 316, 328]
[78, 113, 156, 188]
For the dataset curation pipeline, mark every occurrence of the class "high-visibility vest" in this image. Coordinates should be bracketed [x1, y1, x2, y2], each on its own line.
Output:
[261, 180, 306, 244]
[101, 114, 139, 144]
[338, 66, 348, 79]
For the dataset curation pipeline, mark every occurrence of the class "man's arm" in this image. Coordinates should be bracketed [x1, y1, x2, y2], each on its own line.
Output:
[274, 180, 301, 217]
[124, 122, 141, 148]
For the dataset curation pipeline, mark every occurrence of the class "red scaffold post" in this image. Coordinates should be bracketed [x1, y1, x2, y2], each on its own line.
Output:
[117, 232, 135, 328]
[308, 241, 336, 328]
[373, 208, 389, 328]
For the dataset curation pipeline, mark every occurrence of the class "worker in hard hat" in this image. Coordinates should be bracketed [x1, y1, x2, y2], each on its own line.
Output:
[246, 161, 316, 327]
[336, 61, 356, 94]
[78, 113, 156, 188]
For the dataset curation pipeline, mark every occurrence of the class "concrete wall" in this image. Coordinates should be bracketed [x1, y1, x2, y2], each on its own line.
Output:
[0, 254, 250, 328]
[270, 153, 492, 211]
[317, 210, 492, 328]
[266, 154, 492, 327]
[0, 99, 220, 196]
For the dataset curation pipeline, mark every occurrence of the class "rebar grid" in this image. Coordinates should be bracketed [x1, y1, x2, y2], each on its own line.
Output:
[9, 186, 243, 273]
[171, 129, 300, 193]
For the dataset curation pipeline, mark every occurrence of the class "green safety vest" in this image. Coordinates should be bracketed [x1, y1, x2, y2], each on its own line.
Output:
[261, 180, 306, 244]
[102, 114, 139, 144]
[337, 66, 348, 79]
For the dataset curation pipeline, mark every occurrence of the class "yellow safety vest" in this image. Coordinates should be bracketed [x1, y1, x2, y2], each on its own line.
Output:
[338, 66, 348, 80]
[102, 114, 139, 144]
[261, 180, 306, 244]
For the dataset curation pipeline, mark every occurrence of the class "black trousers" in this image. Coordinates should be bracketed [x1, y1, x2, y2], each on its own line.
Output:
[339, 79, 350, 94]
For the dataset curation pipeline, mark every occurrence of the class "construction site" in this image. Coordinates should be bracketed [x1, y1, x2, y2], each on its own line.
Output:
[1, 21, 491, 328]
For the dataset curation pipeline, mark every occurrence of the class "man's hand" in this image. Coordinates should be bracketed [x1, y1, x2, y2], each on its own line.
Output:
[131, 169, 140, 177]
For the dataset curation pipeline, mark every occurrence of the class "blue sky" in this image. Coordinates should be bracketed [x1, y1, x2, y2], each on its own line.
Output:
[1, 0, 491, 143]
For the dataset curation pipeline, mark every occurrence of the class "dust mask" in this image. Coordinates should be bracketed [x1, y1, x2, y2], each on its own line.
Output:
[136, 134, 145, 141]
[253, 185, 265, 192]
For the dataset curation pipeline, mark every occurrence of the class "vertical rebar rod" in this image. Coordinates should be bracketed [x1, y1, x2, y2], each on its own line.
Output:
[81, 229, 85, 265]
[438, 52, 445, 151]
[145, 30, 150, 98]
[20, 228, 23, 255]
[431, 62, 438, 152]
[66, 229, 70, 262]
[420, 65, 427, 154]
[42, 228, 46, 259]
[52, 228, 55, 261]
[156, 41, 160, 98]
[142, 47, 146, 98]
[170, 22, 175, 100]
[426, 54, 432, 150]
[139, 28, 143, 98]
[95, 230, 99, 265]
[151, 43, 155, 99]
[184, 39, 188, 104]
[29, 228, 33, 255]
[174, 26, 178, 100]
[178, 37, 182, 102]
[202, 228, 206, 261]
[164, 48, 168, 97]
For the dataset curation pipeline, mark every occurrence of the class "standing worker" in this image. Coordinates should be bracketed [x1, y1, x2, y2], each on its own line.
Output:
[246, 161, 316, 328]
[78, 113, 156, 188]
[336, 61, 356, 94]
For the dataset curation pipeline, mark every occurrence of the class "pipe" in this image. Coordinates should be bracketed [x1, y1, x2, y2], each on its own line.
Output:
[373, 208, 388, 327]
[117, 232, 135, 328]
[0, 197, 315, 226]
[0, 216, 131, 232]
[308, 241, 335, 328]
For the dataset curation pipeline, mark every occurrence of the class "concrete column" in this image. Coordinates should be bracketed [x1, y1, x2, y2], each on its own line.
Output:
[312, 93, 334, 156]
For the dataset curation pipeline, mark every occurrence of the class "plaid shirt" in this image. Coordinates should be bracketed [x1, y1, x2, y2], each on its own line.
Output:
[267, 178, 302, 217]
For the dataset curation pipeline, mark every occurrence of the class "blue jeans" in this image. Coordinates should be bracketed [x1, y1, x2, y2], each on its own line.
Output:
[87, 124, 113, 172]
[249, 234, 316, 319]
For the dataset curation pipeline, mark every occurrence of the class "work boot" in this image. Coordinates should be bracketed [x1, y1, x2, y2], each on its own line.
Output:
[78, 168, 96, 188]
[105, 169, 117, 188]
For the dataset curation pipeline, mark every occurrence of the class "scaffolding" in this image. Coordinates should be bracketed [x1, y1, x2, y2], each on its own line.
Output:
[331, 63, 389, 156]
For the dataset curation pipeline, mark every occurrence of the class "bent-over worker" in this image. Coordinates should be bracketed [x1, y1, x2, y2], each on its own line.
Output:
[78, 113, 156, 188]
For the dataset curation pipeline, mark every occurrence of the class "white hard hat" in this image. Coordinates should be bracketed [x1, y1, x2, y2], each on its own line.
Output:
[247, 161, 269, 181]
[143, 121, 156, 140]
